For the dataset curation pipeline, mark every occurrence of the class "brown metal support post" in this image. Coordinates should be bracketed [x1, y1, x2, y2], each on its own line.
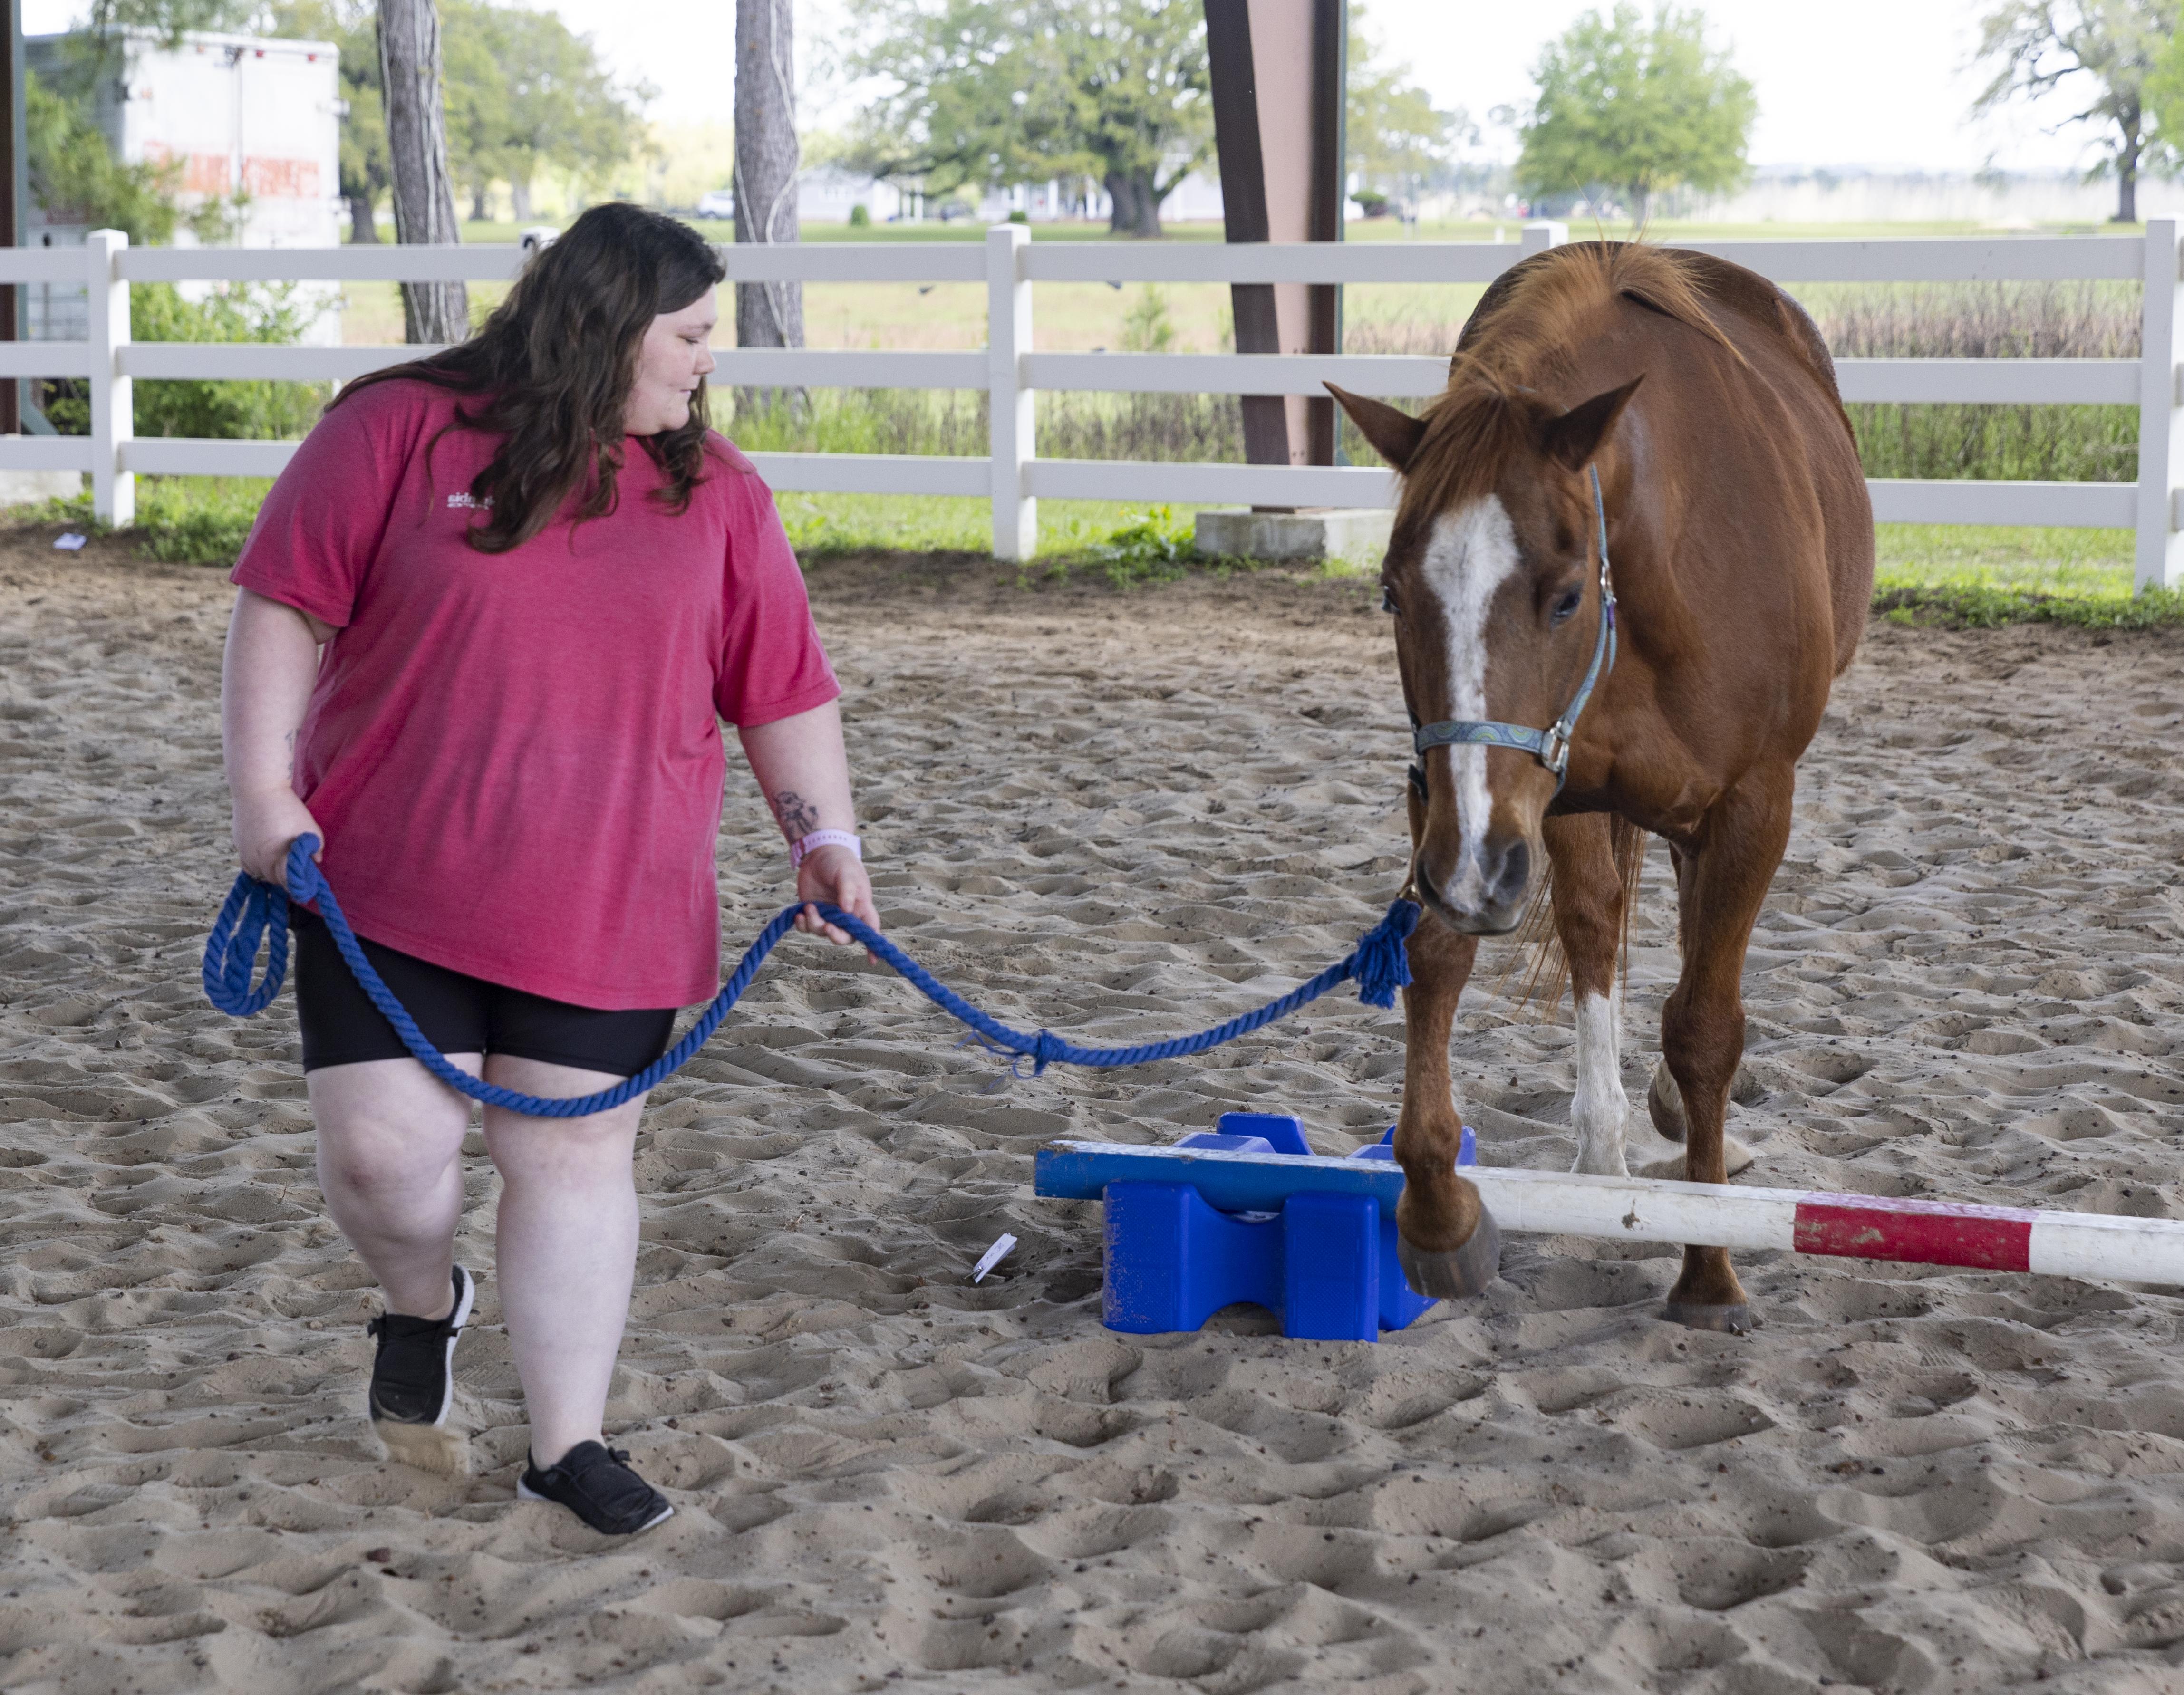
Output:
[0, 0, 22, 435]
[1306, 0, 1343, 466]
[1205, 0, 1344, 500]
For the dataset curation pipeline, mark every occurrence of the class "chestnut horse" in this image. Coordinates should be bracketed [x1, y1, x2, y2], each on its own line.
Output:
[1329, 242, 1872, 1332]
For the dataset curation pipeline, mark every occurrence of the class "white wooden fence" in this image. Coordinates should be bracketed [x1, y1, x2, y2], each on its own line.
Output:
[6, 219, 2180, 589]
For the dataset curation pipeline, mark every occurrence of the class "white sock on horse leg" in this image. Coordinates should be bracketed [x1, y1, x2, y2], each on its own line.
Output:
[1570, 987, 1632, 1177]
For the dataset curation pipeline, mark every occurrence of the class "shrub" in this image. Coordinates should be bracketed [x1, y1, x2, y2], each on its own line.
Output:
[848, 202, 871, 227]
[41, 281, 328, 442]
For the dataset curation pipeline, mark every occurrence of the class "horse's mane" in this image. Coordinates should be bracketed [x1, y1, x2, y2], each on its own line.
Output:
[1399, 243, 1739, 525]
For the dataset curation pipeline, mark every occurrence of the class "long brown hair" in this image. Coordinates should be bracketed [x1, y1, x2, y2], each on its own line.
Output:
[336, 202, 728, 552]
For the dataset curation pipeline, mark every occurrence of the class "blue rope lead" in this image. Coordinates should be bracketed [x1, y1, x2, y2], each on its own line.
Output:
[202, 834, 1419, 1119]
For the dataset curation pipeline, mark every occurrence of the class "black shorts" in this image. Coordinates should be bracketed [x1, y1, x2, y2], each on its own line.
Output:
[291, 908, 676, 1078]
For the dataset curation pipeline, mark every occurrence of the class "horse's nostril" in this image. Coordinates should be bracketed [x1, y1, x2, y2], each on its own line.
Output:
[1490, 839, 1530, 906]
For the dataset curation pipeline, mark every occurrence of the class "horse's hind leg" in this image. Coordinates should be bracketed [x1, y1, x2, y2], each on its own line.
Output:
[1644, 845, 1758, 1177]
[1659, 769, 1795, 1333]
[1543, 812, 1635, 1177]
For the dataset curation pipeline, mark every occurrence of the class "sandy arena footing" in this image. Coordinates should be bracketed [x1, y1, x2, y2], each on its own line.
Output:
[3, 531, 2184, 1693]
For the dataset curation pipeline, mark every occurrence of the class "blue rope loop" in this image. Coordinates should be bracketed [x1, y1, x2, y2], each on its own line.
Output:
[201, 868, 289, 1017]
[198, 833, 1421, 1117]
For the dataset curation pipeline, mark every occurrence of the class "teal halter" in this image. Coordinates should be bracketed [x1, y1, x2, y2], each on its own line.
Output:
[1408, 464, 1617, 795]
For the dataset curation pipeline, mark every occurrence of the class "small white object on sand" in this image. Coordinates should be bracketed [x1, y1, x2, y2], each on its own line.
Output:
[971, 1233, 1017, 1283]
[53, 533, 86, 551]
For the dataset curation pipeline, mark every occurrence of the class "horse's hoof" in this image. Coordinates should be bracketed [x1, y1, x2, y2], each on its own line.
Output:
[1647, 1061, 1686, 1143]
[1398, 1208, 1501, 1300]
[1660, 1299, 1751, 1335]
[1637, 1135, 1759, 1183]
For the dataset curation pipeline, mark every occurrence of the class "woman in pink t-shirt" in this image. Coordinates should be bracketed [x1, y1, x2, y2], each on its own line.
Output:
[220, 203, 878, 1536]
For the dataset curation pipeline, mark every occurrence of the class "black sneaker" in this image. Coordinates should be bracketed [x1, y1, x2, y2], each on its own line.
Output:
[518, 1442, 675, 1536]
[366, 1264, 474, 1474]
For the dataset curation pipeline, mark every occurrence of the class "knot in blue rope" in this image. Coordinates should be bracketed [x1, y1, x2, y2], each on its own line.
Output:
[1030, 1030, 1068, 1076]
[1349, 898, 1420, 1010]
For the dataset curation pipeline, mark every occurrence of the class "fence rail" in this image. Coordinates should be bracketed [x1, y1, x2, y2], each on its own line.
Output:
[4, 221, 2179, 587]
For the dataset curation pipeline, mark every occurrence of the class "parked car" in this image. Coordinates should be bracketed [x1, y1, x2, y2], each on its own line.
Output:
[696, 189, 735, 220]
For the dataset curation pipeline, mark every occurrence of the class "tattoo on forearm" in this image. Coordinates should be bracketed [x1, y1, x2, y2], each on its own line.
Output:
[772, 789, 821, 839]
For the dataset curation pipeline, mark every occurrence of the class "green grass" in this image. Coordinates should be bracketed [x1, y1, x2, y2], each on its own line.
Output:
[1871, 523, 2184, 627]
[12, 475, 270, 565]
[774, 491, 1230, 567]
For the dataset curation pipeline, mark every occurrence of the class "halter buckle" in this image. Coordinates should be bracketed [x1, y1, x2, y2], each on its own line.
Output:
[1540, 722, 1573, 776]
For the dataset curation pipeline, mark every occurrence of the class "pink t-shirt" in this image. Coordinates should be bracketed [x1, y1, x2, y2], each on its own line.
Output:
[232, 378, 839, 1009]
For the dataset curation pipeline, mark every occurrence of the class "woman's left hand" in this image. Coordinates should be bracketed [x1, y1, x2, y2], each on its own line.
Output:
[794, 843, 880, 951]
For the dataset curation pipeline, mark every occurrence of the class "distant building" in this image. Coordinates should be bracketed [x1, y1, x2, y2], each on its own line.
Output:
[787, 165, 1227, 227]
[1684, 164, 2184, 225]
[26, 29, 343, 341]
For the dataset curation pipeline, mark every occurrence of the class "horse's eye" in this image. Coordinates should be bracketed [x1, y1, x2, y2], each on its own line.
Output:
[1381, 585, 1399, 615]
[1551, 587, 1583, 625]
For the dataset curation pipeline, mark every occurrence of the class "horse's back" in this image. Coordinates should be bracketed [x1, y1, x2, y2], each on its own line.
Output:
[1458, 245, 1875, 678]
[1662, 251, 1875, 678]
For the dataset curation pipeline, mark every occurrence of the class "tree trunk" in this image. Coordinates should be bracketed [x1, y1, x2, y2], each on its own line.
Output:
[348, 192, 379, 244]
[510, 175, 532, 220]
[734, 0, 802, 419]
[378, 0, 468, 343]
[1105, 170, 1163, 238]
[470, 183, 491, 222]
[2115, 101, 2143, 224]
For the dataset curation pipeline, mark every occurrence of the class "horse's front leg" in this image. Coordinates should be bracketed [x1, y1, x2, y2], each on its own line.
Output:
[1544, 812, 1634, 1177]
[1659, 768, 1795, 1333]
[1392, 909, 1499, 1298]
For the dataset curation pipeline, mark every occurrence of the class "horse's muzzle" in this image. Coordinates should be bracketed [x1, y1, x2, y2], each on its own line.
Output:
[1414, 837, 1531, 934]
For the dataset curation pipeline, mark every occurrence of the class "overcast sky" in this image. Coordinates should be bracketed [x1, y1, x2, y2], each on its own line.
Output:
[23, 0, 2101, 175]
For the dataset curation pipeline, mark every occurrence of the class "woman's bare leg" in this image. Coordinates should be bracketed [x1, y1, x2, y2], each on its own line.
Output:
[480, 1056, 648, 1468]
[308, 1055, 480, 1319]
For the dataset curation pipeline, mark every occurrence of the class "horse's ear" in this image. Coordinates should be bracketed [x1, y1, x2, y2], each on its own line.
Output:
[1541, 375, 1644, 472]
[1325, 383, 1426, 471]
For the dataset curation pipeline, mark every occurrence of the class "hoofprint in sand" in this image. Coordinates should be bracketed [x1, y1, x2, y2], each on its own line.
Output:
[1, 534, 2183, 1693]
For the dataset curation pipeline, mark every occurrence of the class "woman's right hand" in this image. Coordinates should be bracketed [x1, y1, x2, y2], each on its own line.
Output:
[232, 788, 323, 886]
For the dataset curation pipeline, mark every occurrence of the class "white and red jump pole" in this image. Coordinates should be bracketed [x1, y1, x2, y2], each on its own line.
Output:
[1468, 1164, 2176, 1281]
[1035, 1142, 2184, 1284]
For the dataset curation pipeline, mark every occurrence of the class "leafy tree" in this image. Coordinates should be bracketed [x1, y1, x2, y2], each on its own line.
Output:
[1347, 3, 1474, 206]
[1986, 1, 2178, 224]
[271, 1, 641, 234]
[446, 2, 647, 218]
[1508, 3, 1755, 222]
[86, 0, 254, 38]
[849, 0, 1210, 238]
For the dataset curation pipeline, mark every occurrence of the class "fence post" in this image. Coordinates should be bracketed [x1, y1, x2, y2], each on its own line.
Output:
[2136, 218, 2183, 593]
[1521, 219, 1569, 256]
[987, 223, 1035, 561]
[87, 228, 133, 528]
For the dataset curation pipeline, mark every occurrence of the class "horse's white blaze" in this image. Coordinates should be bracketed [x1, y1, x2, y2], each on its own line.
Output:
[1420, 498, 1523, 907]
[1570, 988, 1631, 1177]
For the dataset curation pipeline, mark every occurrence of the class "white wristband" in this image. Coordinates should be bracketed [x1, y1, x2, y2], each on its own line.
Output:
[790, 829, 861, 869]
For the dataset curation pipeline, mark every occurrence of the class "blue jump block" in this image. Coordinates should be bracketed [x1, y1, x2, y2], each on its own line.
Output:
[1072, 1112, 1476, 1342]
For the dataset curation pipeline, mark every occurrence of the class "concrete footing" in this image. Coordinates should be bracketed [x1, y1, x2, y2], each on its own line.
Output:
[0, 467, 83, 507]
[1194, 506, 1392, 568]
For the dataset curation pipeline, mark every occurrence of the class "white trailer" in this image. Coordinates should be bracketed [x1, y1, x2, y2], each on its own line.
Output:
[25, 29, 343, 342]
